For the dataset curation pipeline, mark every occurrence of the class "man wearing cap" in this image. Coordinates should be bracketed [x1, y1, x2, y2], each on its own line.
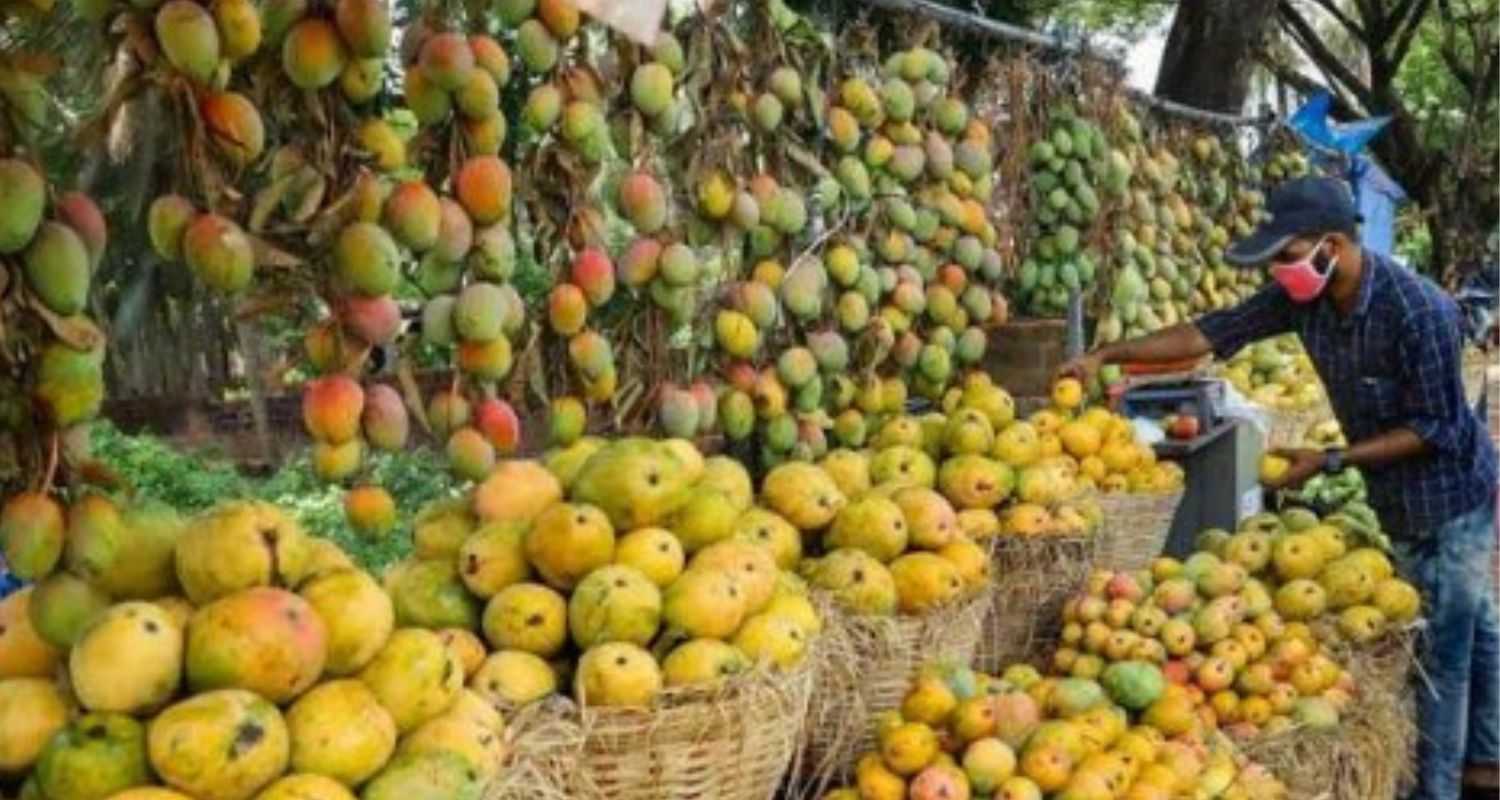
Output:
[1059, 176, 1498, 800]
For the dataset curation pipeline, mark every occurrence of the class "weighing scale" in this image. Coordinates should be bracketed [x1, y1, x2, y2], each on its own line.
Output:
[1113, 365, 1265, 558]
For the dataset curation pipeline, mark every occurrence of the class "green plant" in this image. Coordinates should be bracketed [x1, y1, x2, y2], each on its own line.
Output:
[88, 421, 253, 512]
[87, 422, 461, 572]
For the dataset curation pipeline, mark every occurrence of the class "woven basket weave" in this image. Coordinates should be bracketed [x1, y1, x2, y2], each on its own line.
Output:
[1092, 490, 1182, 572]
[568, 659, 815, 800]
[500, 659, 815, 800]
[975, 535, 1096, 672]
[794, 590, 990, 797]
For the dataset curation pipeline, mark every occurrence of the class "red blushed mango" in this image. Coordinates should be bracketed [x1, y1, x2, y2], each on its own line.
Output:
[446, 427, 496, 481]
[201, 91, 265, 167]
[474, 398, 521, 454]
[334, 0, 390, 58]
[53, 192, 107, 268]
[536, 0, 579, 38]
[345, 486, 396, 537]
[455, 156, 511, 225]
[427, 390, 472, 439]
[282, 18, 348, 90]
[571, 247, 615, 306]
[618, 238, 661, 287]
[688, 381, 718, 432]
[462, 114, 507, 156]
[419, 32, 474, 91]
[548, 283, 588, 336]
[617, 172, 667, 234]
[723, 361, 758, 393]
[339, 294, 402, 345]
[457, 336, 513, 381]
[749, 173, 779, 203]
[182, 214, 254, 293]
[469, 35, 510, 87]
[434, 199, 474, 264]
[185, 587, 329, 704]
[567, 330, 613, 382]
[362, 383, 410, 451]
[303, 375, 365, 444]
[383, 180, 442, 252]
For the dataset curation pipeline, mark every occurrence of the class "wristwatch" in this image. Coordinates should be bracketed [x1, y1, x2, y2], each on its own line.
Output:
[1322, 448, 1346, 475]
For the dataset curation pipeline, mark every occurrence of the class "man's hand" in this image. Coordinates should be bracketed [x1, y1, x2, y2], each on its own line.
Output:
[1260, 448, 1325, 491]
[1055, 352, 1104, 386]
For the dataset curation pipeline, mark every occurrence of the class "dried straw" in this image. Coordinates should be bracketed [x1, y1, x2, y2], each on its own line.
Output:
[488, 696, 586, 800]
[1242, 683, 1417, 800]
[1092, 489, 1183, 572]
[976, 534, 1096, 671]
[792, 590, 991, 797]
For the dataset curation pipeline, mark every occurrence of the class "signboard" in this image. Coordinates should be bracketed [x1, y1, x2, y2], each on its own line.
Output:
[577, 0, 669, 45]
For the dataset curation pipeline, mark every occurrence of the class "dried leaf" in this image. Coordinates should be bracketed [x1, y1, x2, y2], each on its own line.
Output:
[29, 299, 106, 351]
[288, 171, 326, 224]
[248, 235, 303, 269]
[397, 361, 431, 435]
[249, 174, 298, 233]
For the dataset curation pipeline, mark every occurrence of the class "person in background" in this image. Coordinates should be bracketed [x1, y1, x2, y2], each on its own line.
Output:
[1058, 176, 1499, 800]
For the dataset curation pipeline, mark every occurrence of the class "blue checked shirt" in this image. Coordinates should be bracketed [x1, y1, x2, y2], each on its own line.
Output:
[1197, 250, 1498, 538]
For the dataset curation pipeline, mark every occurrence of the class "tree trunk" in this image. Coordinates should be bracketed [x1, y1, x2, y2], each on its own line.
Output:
[1154, 0, 1279, 113]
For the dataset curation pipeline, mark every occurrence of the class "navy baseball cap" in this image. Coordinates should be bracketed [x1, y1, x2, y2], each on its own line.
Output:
[1226, 176, 1361, 267]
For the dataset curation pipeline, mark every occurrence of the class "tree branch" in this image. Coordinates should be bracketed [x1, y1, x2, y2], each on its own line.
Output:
[1254, 51, 1366, 119]
[1387, 0, 1433, 67]
[1276, 1, 1377, 105]
[1304, 0, 1367, 38]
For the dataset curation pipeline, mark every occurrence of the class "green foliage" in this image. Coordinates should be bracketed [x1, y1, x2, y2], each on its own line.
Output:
[88, 421, 253, 512]
[88, 422, 462, 572]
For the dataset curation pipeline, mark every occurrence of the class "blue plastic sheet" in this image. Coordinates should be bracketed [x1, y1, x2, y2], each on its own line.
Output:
[1288, 92, 1407, 257]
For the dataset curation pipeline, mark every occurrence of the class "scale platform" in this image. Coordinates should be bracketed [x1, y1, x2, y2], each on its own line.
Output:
[1115, 374, 1265, 557]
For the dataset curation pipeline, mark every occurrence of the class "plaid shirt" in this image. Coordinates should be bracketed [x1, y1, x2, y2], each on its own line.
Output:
[1197, 250, 1498, 538]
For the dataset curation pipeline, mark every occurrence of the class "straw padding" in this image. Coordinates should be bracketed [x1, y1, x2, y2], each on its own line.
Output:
[1242, 684, 1417, 800]
[793, 590, 990, 797]
[976, 534, 1096, 672]
[1093, 490, 1183, 571]
[488, 696, 585, 800]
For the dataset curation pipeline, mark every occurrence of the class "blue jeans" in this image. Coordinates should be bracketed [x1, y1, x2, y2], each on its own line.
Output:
[1394, 497, 1500, 800]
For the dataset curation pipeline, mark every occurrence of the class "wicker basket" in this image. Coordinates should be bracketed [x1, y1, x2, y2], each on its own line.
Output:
[794, 590, 990, 797]
[975, 535, 1095, 672]
[1092, 490, 1183, 572]
[565, 659, 816, 800]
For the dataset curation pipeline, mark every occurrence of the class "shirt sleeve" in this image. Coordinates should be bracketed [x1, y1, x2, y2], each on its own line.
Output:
[1193, 284, 1296, 360]
[1396, 298, 1467, 455]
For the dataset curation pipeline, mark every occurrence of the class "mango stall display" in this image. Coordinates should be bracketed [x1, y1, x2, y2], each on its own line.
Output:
[1044, 507, 1422, 800]
[0, 435, 826, 800]
[817, 660, 1290, 800]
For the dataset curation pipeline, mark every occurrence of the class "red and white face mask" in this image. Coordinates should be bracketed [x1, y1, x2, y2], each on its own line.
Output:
[1270, 237, 1335, 303]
